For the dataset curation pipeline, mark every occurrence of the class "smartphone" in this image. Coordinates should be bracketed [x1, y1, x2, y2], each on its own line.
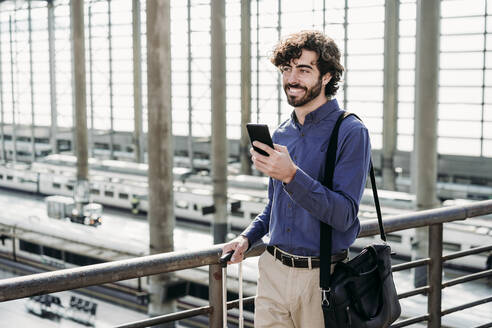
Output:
[246, 123, 274, 156]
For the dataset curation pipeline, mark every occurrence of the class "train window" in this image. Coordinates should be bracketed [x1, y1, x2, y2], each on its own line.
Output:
[19, 240, 41, 255]
[43, 246, 62, 260]
[65, 251, 103, 266]
[0, 174, 3, 179]
[193, 204, 198, 211]
[231, 210, 245, 218]
[52, 183, 61, 189]
[104, 191, 114, 197]
[67, 185, 74, 191]
[114, 144, 121, 151]
[118, 193, 129, 200]
[443, 242, 461, 252]
[95, 142, 109, 150]
[386, 234, 402, 243]
[90, 189, 100, 195]
[6, 175, 13, 181]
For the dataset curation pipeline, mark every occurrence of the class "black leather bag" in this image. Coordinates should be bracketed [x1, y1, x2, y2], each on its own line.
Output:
[320, 112, 401, 328]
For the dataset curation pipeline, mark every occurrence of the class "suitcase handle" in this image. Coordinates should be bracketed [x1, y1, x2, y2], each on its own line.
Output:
[219, 251, 234, 267]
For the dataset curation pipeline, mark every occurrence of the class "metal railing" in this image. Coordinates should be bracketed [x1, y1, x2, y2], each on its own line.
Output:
[0, 200, 491, 327]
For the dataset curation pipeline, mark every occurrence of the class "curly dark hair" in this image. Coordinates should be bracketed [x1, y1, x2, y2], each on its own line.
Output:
[270, 30, 344, 97]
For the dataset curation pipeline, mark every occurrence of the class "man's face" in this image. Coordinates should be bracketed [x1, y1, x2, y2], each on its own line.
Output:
[281, 49, 327, 107]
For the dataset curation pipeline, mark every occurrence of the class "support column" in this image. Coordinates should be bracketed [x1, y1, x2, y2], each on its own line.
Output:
[28, 2, 36, 162]
[240, 0, 252, 175]
[382, 0, 399, 190]
[146, 1, 175, 326]
[133, 0, 144, 163]
[108, 0, 115, 160]
[411, 0, 441, 288]
[70, 0, 88, 182]
[88, 3, 94, 158]
[9, 16, 17, 163]
[211, 0, 228, 244]
[48, 0, 58, 155]
[187, 0, 193, 170]
[0, 19, 5, 161]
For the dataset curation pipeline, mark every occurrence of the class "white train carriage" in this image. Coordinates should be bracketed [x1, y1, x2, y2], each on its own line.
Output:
[0, 163, 39, 193]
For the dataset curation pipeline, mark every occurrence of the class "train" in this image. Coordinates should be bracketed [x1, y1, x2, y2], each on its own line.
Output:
[0, 154, 490, 271]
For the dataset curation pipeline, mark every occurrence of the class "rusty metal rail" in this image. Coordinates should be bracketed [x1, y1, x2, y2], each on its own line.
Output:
[0, 199, 491, 328]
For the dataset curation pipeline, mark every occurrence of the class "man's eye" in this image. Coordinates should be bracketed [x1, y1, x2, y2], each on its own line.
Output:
[282, 67, 291, 72]
[300, 69, 310, 74]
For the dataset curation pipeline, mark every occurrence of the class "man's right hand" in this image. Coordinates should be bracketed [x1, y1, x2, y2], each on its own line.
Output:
[222, 235, 249, 264]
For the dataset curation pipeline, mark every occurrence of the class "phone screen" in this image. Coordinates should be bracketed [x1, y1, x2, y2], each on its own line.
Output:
[246, 123, 274, 156]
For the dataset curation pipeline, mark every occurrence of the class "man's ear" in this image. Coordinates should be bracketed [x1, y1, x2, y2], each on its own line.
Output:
[322, 73, 332, 86]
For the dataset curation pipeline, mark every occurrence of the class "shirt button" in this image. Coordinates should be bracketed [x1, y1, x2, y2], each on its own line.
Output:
[288, 203, 291, 208]
[287, 228, 291, 232]
[301, 133, 304, 137]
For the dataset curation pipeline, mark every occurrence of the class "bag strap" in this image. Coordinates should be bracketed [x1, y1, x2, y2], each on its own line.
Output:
[319, 111, 386, 290]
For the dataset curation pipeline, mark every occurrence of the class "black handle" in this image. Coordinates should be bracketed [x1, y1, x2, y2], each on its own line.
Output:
[219, 251, 234, 267]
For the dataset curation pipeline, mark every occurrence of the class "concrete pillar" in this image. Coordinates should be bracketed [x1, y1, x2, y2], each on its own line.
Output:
[411, 0, 441, 288]
[382, 0, 399, 190]
[70, 0, 88, 181]
[211, 0, 228, 244]
[48, 1, 58, 155]
[133, 0, 144, 163]
[240, 0, 252, 175]
[146, 1, 175, 326]
[108, 0, 115, 160]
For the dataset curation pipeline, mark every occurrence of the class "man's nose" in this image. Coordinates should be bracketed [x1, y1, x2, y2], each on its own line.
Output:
[287, 71, 300, 84]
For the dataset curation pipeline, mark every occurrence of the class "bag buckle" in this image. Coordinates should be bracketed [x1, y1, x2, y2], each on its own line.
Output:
[321, 288, 330, 306]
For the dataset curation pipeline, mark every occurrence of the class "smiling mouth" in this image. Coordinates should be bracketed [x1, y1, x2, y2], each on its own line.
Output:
[287, 86, 306, 96]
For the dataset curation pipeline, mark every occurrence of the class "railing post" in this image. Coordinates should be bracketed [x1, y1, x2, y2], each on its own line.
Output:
[428, 223, 443, 328]
[209, 263, 223, 328]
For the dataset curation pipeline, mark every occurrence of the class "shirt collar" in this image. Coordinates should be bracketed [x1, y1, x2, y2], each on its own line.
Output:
[290, 98, 340, 125]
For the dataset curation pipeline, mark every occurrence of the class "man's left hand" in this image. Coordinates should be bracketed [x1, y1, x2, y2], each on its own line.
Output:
[250, 141, 297, 183]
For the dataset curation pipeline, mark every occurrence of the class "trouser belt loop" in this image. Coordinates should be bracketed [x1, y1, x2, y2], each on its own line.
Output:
[308, 257, 312, 270]
[273, 247, 277, 261]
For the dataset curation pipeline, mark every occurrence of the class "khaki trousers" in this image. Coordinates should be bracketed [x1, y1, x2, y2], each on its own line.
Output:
[254, 251, 334, 328]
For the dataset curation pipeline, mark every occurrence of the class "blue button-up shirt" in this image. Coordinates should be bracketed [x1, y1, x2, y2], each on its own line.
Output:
[242, 99, 371, 256]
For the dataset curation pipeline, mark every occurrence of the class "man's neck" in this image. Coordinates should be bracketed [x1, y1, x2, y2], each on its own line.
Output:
[294, 95, 330, 125]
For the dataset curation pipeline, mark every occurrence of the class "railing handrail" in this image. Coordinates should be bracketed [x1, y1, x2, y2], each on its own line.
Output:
[0, 199, 491, 303]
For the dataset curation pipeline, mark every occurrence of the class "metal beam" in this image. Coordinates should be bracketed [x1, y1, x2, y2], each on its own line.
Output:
[28, 2, 35, 162]
[88, 2, 94, 158]
[9, 15, 17, 164]
[240, 0, 252, 175]
[211, 0, 228, 244]
[48, 0, 58, 155]
[132, 0, 144, 163]
[187, 0, 193, 170]
[382, 0, 399, 190]
[108, 0, 115, 160]
[0, 18, 5, 161]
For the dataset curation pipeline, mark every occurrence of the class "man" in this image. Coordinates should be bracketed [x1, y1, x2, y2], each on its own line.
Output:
[223, 30, 371, 327]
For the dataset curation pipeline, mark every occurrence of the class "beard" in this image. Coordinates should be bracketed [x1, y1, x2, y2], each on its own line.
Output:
[284, 77, 323, 107]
